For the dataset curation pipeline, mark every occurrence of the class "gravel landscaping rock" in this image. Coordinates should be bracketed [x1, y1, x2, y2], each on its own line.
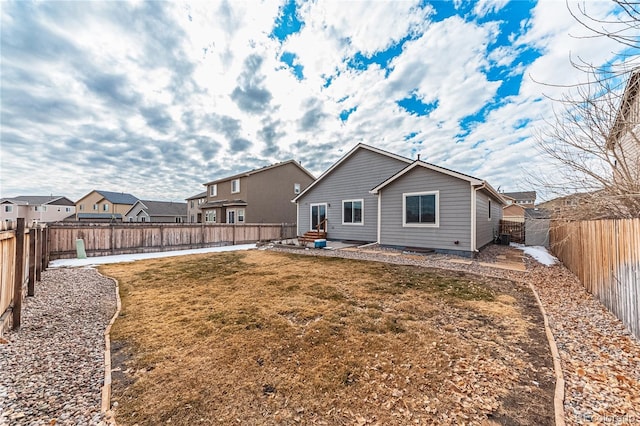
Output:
[2, 245, 637, 426]
[0, 268, 116, 426]
[269, 243, 640, 424]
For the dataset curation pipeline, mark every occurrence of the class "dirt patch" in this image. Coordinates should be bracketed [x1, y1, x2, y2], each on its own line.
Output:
[101, 250, 554, 425]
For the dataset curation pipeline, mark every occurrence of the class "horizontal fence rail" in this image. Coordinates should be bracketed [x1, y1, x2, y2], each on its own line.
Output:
[47, 223, 297, 260]
[550, 218, 640, 340]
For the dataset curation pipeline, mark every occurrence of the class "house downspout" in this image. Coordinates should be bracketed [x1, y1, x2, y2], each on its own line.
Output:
[470, 185, 477, 252]
[376, 191, 381, 244]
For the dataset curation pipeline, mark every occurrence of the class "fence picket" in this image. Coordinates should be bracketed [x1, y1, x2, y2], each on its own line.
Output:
[550, 218, 640, 340]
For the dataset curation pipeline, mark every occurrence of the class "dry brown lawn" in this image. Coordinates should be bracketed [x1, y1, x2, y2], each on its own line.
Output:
[101, 249, 554, 426]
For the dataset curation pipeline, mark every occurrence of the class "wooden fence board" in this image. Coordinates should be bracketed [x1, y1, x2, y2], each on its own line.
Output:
[550, 218, 640, 340]
[47, 223, 297, 259]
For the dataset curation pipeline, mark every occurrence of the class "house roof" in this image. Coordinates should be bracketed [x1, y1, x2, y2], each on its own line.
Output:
[200, 199, 248, 209]
[185, 191, 207, 201]
[525, 208, 551, 219]
[292, 143, 413, 203]
[92, 190, 139, 205]
[2, 196, 74, 206]
[607, 68, 640, 149]
[127, 200, 187, 217]
[369, 160, 506, 204]
[203, 160, 315, 186]
[77, 213, 123, 219]
[501, 191, 536, 201]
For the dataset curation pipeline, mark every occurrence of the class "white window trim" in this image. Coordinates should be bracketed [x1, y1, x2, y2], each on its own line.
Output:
[237, 208, 245, 223]
[210, 184, 217, 197]
[4, 205, 13, 213]
[488, 199, 492, 221]
[231, 179, 240, 194]
[294, 183, 301, 194]
[342, 199, 364, 226]
[402, 191, 439, 228]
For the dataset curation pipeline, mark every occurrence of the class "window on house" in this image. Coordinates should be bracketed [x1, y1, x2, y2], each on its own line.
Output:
[342, 200, 363, 225]
[205, 210, 217, 223]
[103, 204, 109, 211]
[65, 207, 72, 212]
[238, 209, 245, 223]
[42, 206, 47, 212]
[79, 204, 84, 211]
[294, 183, 301, 194]
[4, 205, 12, 213]
[93, 204, 98, 211]
[34, 206, 39, 212]
[210, 184, 217, 197]
[231, 179, 240, 193]
[488, 200, 492, 220]
[175, 217, 183, 223]
[190, 200, 194, 208]
[403, 191, 439, 227]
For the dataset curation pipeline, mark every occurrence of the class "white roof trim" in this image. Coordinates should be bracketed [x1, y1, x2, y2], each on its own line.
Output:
[370, 160, 483, 194]
[292, 143, 412, 203]
[124, 200, 148, 217]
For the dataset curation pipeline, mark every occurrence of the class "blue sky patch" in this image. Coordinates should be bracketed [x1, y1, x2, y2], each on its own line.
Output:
[271, 0, 303, 42]
[339, 106, 357, 122]
[397, 94, 438, 116]
[280, 51, 304, 80]
[347, 34, 414, 76]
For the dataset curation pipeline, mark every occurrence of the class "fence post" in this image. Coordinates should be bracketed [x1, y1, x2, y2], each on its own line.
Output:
[42, 226, 49, 269]
[40, 226, 47, 271]
[35, 226, 42, 282]
[28, 228, 36, 297]
[12, 218, 25, 330]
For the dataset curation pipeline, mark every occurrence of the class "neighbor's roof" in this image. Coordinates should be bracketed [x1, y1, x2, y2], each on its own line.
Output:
[200, 199, 248, 209]
[502, 191, 536, 201]
[94, 190, 139, 205]
[3, 196, 74, 206]
[525, 208, 551, 219]
[77, 213, 123, 219]
[185, 191, 207, 201]
[203, 160, 315, 186]
[127, 200, 187, 217]
[292, 143, 413, 203]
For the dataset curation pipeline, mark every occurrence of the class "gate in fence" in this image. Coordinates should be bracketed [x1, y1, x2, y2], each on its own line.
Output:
[499, 219, 525, 244]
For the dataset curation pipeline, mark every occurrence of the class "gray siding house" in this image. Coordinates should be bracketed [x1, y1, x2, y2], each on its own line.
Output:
[294, 144, 505, 257]
[293, 144, 411, 242]
[124, 200, 188, 223]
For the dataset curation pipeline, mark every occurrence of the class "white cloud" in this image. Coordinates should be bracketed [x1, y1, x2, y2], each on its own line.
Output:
[0, 0, 630, 202]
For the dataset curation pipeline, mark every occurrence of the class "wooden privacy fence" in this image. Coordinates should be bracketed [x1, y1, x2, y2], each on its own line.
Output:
[550, 218, 640, 340]
[47, 222, 297, 260]
[0, 218, 49, 336]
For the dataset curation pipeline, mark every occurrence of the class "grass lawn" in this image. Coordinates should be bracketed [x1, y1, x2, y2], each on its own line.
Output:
[101, 250, 554, 425]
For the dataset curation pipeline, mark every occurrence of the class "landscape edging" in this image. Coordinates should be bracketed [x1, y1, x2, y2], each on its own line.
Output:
[97, 269, 121, 426]
[527, 281, 566, 426]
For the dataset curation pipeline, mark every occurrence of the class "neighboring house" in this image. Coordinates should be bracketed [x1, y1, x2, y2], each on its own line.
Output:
[1, 196, 76, 223]
[186, 191, 207, 223]
[293, 143, 505, 257]
[502, 203, 526, 223]
[607, 68, 640, 185]
[124, 200, 188, 223]
[501, 191, 536, 208]
[75, 190, 139, 221]
[201, 160, 314, 224]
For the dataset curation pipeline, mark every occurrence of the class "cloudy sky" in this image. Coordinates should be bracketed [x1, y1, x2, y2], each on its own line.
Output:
[0, 0, 634, 202]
